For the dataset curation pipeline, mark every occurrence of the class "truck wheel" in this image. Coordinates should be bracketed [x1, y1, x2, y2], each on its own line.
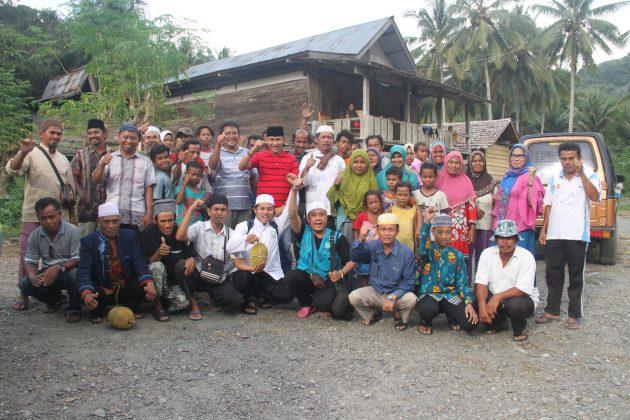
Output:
[599, 235, 618, 265]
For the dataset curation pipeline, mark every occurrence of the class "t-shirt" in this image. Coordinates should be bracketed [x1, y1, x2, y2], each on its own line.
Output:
[154, 168, 175, 200]
[413, 189, 449, 212]
[141, 224, 192, 280]
[249, 150, 298, 208]
[175, 185, 206, 224]
[213, 146, 251, 210]
[352, 211, 379, 238]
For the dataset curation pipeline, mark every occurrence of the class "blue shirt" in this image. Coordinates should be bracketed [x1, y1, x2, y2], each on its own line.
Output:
[154, 168, 175, 200]
[351, 239, 417, 298]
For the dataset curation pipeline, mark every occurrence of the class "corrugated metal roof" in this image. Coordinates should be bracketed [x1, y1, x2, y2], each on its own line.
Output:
[424, 118, 518, 149]
[40, 67, 91, 101]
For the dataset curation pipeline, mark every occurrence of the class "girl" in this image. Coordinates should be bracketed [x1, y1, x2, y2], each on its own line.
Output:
[389, 182, 419, 253]
[410, 141, 429, 179]
[430, 141, 447, 170]
[175, 161, 210, 224]
[352, 190, 383, 285]
[404, 143, 415, 167]
[413, 162, 449, 223]
[327, 149, 378, 241]
[376, 145, 420, 191]
[366, 147, 382, 175]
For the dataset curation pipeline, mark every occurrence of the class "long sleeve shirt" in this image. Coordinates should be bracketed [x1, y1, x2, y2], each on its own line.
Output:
[417, 223, 474, 305]
[350, 239, 417, 298]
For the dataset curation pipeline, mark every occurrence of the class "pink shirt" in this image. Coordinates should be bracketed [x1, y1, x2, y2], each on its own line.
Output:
[492, 174, 544, 232]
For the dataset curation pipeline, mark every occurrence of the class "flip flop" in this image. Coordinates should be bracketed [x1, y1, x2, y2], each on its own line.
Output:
[535, 314, 560, 324]
[564, 319, 580, 330]
[89, 315, 103, 324]
[152, 309, 170, 322]
[65, 313, 82, 323]
[393, 317, 408, 331]
[11, 299, 28, 311]
[418, 322, 433, 335]
[188, 311, 202, 321]
[242, 301, 257, 316]
[361, 312, 382, 326]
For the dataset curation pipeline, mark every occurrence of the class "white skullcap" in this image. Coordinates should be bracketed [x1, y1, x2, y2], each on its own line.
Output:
[160, 130, 173, 141]
[98, 203, 120, 218]
[377, 213, 399, 226]
[316, 125, 334, 135]
[255, 194, 275, 206]
[306, 200, 330, 216]
[144, 126, 160, 136]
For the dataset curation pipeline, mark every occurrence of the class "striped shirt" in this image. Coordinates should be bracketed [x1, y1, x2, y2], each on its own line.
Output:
[249, 150, 298, 207]
[213, 146, 251, 210]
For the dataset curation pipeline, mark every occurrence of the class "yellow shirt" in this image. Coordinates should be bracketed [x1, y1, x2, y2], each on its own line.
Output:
[391, 204, 416, 251]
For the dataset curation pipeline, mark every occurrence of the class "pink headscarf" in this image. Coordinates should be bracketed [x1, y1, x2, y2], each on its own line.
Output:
[435, 151, 476, 207]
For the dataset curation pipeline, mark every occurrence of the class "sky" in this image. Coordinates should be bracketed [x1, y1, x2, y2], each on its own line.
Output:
[17, 0, 630, 64]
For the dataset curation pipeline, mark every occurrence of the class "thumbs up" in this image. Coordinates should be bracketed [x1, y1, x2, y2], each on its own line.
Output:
[101, 150, 112, 166]
[158, 236, 170, 256]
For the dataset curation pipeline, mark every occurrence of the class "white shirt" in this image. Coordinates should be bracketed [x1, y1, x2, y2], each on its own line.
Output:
[226, 208, 291, 280]
[299, 149, 346, 213]
[187, 221, 234, 275]
[475, 245, 539, 308]
[543, 169, 601, 242]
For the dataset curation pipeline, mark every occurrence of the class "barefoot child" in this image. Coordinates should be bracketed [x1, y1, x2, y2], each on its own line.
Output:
[389, 182, 419, 253]
[175, 161, 210, 224]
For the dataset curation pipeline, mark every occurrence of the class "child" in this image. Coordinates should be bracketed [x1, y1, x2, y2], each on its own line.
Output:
[150, 144, 175, 200]
[389, 181, 419, 253]
[175, 161, 210, 224]
[352, 190, 383, 285]
[413, 162, 449, 219]
[411, 141, 429, 180]
[381, 167, 401, 211]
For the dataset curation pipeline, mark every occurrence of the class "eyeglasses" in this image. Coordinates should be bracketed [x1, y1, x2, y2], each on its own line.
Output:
[511, 154, 526, 158]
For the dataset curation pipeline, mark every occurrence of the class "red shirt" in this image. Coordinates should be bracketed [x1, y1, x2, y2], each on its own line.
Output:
[250, 150, 298, 207]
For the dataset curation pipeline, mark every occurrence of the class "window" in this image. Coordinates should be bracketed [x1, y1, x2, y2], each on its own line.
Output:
[528, 141, 597, 185]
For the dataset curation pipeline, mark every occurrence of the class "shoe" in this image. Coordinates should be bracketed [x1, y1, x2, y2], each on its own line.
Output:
[297, 306, 316, 319]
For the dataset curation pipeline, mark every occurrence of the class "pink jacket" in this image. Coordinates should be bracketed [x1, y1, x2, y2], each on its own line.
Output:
[492, 173, 544, 232]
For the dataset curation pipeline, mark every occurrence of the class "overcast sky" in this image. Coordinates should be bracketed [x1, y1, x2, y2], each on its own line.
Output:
[17, 0, 629, 65]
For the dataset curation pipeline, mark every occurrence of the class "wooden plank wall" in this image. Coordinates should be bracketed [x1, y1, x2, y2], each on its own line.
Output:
[485, 144, 510, 179]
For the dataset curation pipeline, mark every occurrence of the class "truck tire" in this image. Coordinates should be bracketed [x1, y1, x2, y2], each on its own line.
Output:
[599, 234, 618, 265]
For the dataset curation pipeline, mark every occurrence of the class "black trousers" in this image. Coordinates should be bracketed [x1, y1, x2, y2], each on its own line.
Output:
[232, 270, 294, 305]
[483, 293, 534, 336]
[179, 267, 255, 313]
[19, 269, 81, 314]
[544, 239, 587, 318]
[89, 280, 146, 317]
[285, 269, 360, 320]
[417, 295, 475, 331]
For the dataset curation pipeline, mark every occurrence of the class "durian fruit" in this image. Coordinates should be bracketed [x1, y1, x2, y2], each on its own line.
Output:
[108, 306, 135, 330]
[249, 242, 268, 267]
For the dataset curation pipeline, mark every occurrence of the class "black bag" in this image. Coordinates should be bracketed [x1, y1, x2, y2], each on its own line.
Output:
[198, 230, 229, 284]
[309, 230, 337, 289]
[37, 145, 76, 209]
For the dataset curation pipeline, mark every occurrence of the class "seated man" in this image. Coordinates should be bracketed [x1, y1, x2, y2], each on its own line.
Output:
[416, 209, 478, 334]
[175, 195, 245, 320]
[226, 193, 297, 313]
[19, 197, 81, 322]
[285, 179, 357, 319]
[77, 203, 157, 323]
[141, 199, 195, 322]
[349, 213, 417, 331]
[475, 219, 539, 341]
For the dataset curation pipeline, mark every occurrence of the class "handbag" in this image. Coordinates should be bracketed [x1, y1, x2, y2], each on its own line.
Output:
[37, 145, 77, 209]
[198, 230, 229, 284]
[309, 230, 337, 289]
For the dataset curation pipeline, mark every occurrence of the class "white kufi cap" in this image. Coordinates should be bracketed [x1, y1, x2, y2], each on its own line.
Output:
[98, 203, 120, 218]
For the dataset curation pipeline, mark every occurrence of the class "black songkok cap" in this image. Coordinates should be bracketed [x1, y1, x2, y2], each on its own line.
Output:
[266, 126, 284, 137]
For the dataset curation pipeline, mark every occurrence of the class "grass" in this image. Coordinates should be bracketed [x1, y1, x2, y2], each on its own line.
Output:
[618, 197, 630, 216]
[0, 177, 24, 239]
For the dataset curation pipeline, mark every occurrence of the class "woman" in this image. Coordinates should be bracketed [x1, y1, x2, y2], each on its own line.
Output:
[327, 149, 379, 241]
[492, 143, 544, 255]
[436, 151, 477, 281]
[466, 150, 499, 270]
[430, 141, 447, 170]
[403, 143, 415, 167]
[366, 147, 382, 175]
[376, 145, 420, 191]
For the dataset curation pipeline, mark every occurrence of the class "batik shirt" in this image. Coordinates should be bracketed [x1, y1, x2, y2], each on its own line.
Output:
[417, 223, 473, 305]
[71, 146, 108, 223]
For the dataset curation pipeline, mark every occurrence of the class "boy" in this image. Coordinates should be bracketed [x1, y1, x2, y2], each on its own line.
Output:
[151, 144, 175, 200]
[382, 167, 401, 210]
[175, 161, 210, 224]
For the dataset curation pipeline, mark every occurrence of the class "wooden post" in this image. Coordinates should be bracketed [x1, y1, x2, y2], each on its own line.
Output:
[464, 101, 471, 152]
[436, 96, 443, 131]
[404, 83, 411, 122]
[362, 74, 371, 116]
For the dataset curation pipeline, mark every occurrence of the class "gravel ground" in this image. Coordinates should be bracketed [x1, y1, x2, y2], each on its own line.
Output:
[0, 219, 629, 419]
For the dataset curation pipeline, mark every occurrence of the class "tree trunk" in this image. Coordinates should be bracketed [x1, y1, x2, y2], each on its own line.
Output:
[569, 55, 576, 132]
[483, 54, 493, 120]
[439, 57, 446, 127]
[501, 102, 506, 119]
[540, 110, 545, 133]
[515, 98, 521, 135]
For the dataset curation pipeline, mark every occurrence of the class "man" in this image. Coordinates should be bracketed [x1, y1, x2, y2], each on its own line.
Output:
[226, 194, 297, 312]
[92, 122, 156, 232]
[171, 139, 212, 196]
[196, 125, 215, 168]
[538, 142, 601, 330]
[77, 203, 157, 323]
[476, 219, 539, 341]
[142, 125, 161, 155]
[174, 127, 193, 151]
[71, 119, 108, 236]
[6, 119, 75, 311]
[299, 125, 346, 214]
[292, 129, 311, 165]
[19, 197, 81, 322]
[209, 121, 253, 228]
[335, 129, 354, 166]
[141, 199, 195, 322]
[175, 195, 247, 320]
[349, 213, 417, 330]
[366, 134, 390, 168]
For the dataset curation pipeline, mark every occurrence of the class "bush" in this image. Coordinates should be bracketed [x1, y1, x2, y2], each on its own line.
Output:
[0, 177, 25, 239]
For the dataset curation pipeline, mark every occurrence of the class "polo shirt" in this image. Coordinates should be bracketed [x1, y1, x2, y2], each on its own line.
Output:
[543, 169, 601, 242]
[24, 221, 81, 269]
[249, 150, 298, 207]
[213, 146, 251, 210]
[299, 149, 346, 213]
[475, 245, 539, 307]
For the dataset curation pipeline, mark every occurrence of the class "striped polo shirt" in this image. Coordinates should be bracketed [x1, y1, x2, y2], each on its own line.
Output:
[213, 146, 251, 210]
[250, 150, 298, 207]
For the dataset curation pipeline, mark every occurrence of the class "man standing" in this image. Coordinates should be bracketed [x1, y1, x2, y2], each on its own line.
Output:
[92, 122, 156, 232]
[476, 220, 539, 341]
[6, 119, 75, 311]
[209, 121, 252, 228]
[141, 125, 162, 155]
[71, 119, 108, 236]
[291, 129, 311, 165]
[538, 142, 601, 330]
[174, 127, 193, 151]
[349, 213, 417, 330]
[19, 197, 81, 322]
[77, 203, 157, 323]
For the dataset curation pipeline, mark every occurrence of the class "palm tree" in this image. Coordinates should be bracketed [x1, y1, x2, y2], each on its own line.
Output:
[405, 0, 464, 125]
[534, 0, 629, 132]
[575, 89, 620, 131]
[448, 0, 518, 119]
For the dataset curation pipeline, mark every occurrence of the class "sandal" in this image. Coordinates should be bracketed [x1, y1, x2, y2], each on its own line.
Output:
[133, 312, 144, 320]
[44, 301, 62, 313]
[535, 314, 560, 324]
[393, 317, 408, 331]
[564, 319, 580, 330]
[448, 321, 461, 331]
[65, 313, 81, 323]
[257, 296, 272, 309]
[513, 327, 529, 341]
[11, 299, 29, 311]
[418, 322, 433, 335]
[188, 311, 202, 321]
[89, 315, 103, 324]
[242, 300, 257, 316]
[152, 309, 170, 322]
[361, 312, 382, 326]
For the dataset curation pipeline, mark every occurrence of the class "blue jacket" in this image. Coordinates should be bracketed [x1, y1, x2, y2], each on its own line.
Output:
[77, 229, 153, 293]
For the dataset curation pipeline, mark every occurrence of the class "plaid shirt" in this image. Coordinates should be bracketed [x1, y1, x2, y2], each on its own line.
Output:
[71, 145, 107, 223]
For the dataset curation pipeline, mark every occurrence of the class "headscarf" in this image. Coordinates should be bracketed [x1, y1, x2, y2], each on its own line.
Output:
[435, 151, 476, 207]
[376, 145, 419, 190]
[327, 149, 378, 220]
[496, 143, 531, 220]
[466, 150, 498, 197]
[403, 143, 415, 169]
[366, 147, 382, 174]
[430, 141, 448, 169]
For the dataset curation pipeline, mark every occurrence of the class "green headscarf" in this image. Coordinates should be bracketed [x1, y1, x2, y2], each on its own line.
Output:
[327, 149, 378, 220]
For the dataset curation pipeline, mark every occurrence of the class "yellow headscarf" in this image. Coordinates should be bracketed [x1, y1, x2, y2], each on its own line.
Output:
[327, 149, 378, 220]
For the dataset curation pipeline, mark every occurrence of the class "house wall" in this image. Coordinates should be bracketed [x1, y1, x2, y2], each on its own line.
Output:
[485, 144, 510, 180]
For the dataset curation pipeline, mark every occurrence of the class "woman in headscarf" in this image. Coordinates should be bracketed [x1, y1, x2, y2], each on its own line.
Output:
[366, 147, 382, 175]
[492, 143, 544, 255]
[403, 143, 415, 168]
[466, 150, 499, 269]
[376, 145, 420, 191]
[328, 149, 379, 241]
[430, 141, 447, 170]
[436, 151, 477, 282]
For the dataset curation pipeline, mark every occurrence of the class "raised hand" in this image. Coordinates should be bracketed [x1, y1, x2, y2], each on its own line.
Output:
[334, 170, 343, 186]
[359, 224, 370, 242]
[19, 135, 36, 155]
[193, 199, 205, 209]
[158, 236, 171, 256]
[305, 153, 316, 170]
[100, 150, 112, 167]
[424, 206, 436, 224]
[300, 102, 314, 120]
[252, 140, 264, 153]
[182, 173, 190, 185]
[216, 133, 225, 149]
[528, 166, 537, 182]
[576, 160, 583, 175]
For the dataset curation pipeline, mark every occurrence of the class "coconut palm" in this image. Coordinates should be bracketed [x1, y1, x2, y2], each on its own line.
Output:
[534, 0, 629, 132]
[575, 89, 620, 131]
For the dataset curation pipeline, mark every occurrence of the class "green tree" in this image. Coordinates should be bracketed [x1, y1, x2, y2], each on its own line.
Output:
[574, 89, 619, 132]
[534, 0, 629, 132]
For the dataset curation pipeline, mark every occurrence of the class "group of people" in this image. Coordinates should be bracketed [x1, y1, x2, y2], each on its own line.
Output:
[7, 108, 601, 340]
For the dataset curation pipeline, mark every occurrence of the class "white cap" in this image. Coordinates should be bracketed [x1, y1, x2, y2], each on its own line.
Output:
[255, 194, 275, 206]
[306, 200, 330, 216]
[98, 203, 120, 218]
[160, 130, 173, 141]
[316, 125, 334, 135]
[144, 126, 160, 136]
